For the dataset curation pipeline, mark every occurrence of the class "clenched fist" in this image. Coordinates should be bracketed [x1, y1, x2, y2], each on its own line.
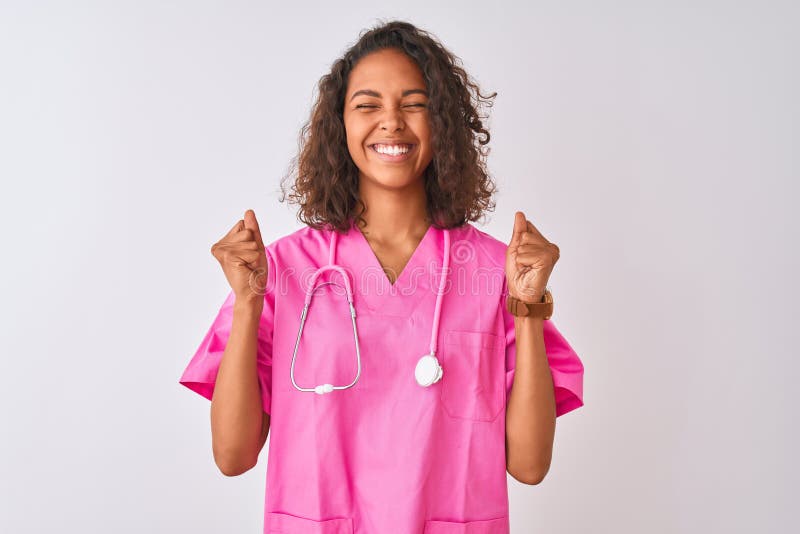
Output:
[505, 211, 560, 303]
[210, 209, 268, 307]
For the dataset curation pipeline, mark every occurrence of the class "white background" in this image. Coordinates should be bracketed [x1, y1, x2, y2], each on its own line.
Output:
[1, 1, 797, 532]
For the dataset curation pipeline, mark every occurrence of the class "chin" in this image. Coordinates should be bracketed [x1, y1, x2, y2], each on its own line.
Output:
[364, 171, 422, 189]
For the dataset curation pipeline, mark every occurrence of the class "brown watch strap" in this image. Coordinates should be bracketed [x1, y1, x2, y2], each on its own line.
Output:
[505, 290, 553, 319]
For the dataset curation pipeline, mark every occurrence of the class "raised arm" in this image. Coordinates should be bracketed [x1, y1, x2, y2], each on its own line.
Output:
[209, 209, 271, 476]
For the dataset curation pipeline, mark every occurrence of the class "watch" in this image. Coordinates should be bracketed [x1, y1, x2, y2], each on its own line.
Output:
[505, 288, 553, 319]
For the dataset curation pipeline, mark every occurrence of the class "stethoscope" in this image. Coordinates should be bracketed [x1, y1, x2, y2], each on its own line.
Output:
[290, 225, 451, 394]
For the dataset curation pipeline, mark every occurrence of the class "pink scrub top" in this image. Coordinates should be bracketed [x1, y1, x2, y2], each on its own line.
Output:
[179, 220, 584, 534]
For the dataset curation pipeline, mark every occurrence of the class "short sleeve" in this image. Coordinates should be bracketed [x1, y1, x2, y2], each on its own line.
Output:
[503, 281, 584, 417]
[178, 248, 276, 415]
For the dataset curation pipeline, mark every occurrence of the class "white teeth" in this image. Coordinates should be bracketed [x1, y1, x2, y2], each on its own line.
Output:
[374, 144, 410, 155]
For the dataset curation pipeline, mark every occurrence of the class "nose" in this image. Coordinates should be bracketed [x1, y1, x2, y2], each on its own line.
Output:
[379, 106, 405, 131]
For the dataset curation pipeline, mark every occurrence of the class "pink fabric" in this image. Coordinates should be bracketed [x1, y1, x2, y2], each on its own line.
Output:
[179, 221, 584, 534]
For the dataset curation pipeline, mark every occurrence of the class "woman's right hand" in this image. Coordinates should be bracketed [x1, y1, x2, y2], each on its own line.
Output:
[210, 209, 268, 308]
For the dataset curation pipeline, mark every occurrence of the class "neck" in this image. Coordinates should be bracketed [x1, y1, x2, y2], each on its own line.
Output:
[353, 175, 431, 243]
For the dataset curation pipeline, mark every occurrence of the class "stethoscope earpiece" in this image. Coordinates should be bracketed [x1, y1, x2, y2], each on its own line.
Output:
[314, 384, 335, 395]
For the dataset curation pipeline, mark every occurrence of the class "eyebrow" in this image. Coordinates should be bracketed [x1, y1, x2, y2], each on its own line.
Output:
[349, 88, 429, 102]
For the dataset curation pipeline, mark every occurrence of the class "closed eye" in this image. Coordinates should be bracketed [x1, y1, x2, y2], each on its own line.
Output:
[355, 103, 427, 109]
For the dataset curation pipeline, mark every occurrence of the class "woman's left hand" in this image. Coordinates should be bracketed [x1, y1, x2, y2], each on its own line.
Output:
[505, 211, 560, 303]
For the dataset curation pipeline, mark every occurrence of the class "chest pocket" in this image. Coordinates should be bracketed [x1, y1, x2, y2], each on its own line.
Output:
[268, 511, 352, 533]
[440, 330, 504, 422]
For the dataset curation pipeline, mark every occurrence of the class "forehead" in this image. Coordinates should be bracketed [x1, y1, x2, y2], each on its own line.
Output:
[346, 49, 426, 95]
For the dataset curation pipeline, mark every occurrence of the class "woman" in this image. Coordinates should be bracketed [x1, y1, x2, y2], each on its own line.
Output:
[179, 19, 584, 534]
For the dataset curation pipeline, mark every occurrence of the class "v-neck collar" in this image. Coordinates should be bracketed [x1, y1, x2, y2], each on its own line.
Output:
[352, 219, 436, 288]
[341, 218, 444, 316]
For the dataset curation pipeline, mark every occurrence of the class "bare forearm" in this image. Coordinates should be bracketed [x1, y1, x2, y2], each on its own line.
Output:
[210, 297, 265, 475]
[505, 316, 556, 485]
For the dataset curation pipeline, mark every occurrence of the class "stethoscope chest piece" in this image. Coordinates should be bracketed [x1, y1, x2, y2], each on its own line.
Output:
[414, 353, 443, 387]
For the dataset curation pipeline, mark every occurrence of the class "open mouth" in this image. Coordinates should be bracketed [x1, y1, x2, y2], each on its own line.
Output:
[368, 143, 416, 162]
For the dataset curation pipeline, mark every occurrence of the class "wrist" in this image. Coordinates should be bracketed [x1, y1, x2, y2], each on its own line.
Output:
[505, 287, 553, 320]
[233, 294, 264, 317]
[514, 314, 544, 326]
[507, 285, 548, 304]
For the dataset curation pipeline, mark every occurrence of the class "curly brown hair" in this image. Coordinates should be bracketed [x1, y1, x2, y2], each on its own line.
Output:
[279, 19, 498, 233]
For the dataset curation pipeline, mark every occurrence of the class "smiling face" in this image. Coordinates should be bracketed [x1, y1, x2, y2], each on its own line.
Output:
[343, 48, 434, 191]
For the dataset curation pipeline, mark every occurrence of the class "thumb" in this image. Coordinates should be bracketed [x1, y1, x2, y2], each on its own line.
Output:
[510, 211, 526, 246]
[243, 209, 265, 249]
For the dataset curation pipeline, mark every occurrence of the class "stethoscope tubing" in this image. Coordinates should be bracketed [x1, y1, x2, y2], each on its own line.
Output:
[290, 225, 450, 394]
[290, 263, 363, 394]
